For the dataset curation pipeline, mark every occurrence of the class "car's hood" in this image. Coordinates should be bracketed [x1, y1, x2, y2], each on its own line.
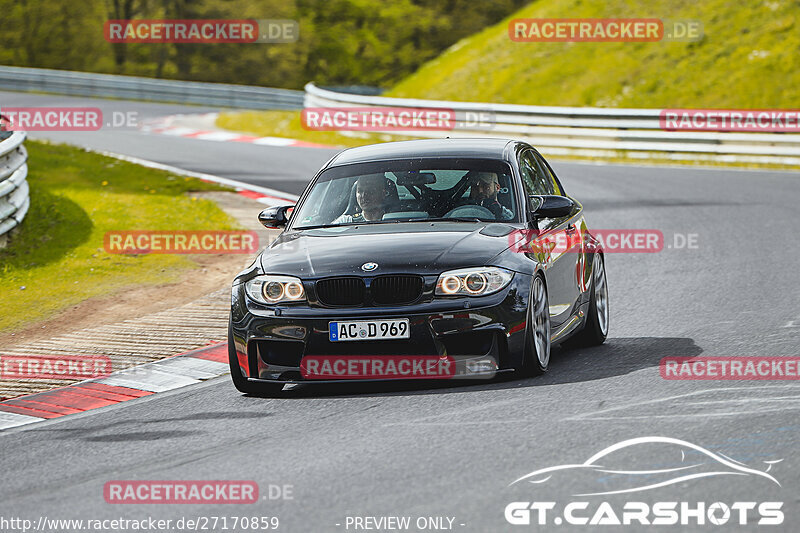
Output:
[259, 223, 518, 277]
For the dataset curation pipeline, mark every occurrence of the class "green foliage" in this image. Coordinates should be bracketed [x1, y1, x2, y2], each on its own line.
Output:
[389, 0, 800, 108]
[0, 0, 527, 89]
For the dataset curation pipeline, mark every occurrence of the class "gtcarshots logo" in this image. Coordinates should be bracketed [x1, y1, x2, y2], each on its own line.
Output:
[505, 437, 784, 526]
[505, 501, 783, 527]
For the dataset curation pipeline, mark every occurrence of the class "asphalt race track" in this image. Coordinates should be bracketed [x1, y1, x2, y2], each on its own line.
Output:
[2, 92, 800, 531]
[0, 91, 336, 195]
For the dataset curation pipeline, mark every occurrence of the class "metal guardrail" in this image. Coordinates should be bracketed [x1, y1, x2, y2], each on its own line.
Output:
[0, 65, 304, 110]
[305, 83, 800, 166]
[0, 128, 29, 244]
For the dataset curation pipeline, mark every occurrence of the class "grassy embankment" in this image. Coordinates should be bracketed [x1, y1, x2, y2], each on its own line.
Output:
[217, 0, 799, 168]
[0, 141, 236, 333]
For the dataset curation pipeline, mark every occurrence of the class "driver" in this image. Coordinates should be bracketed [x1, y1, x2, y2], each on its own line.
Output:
[333, 174, 390, 223]
[465, 172, 513, 220]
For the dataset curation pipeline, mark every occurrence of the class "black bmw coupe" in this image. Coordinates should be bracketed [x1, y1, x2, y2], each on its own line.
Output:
[228, 139, 608, 394]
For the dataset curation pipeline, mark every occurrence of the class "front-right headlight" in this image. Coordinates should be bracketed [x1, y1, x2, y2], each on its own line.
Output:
[245, 275, 306, 304]
[435, 267, 514, 297]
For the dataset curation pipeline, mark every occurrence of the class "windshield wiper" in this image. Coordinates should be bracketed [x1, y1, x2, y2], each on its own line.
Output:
[406, 217, 486, 223]
[292, 224, 338, 230]
[294, 219, 403, 230]
[295, 217, 486, 229]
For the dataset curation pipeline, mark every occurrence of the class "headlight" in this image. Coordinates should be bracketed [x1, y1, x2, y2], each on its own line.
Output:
[245, 275, 306, 304]
[435, 267, 513, 297]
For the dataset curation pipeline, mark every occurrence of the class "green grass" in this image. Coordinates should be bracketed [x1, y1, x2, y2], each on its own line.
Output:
[215, 110, 420, 148]
[217, 1, 799, 170]
[388, 0, 800, 108]
[0, 141, 236, 333]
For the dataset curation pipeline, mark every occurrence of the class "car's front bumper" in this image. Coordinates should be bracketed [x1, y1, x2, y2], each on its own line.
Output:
[229, 274, 531, 383]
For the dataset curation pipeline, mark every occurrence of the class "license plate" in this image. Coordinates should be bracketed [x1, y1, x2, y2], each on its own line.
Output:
[329, 319, 410, 342]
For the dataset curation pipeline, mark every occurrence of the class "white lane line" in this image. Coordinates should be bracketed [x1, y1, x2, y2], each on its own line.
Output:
[0, 411, 46, 429]
[94, 150, 299, 202]
[252, 137, 296, 146]
[565, 408, 800, 420]
[567, 385, 800, 421]
[684, 396, 800, 405]
[191, 131, 245, 142]
[159, 127, 201, 137]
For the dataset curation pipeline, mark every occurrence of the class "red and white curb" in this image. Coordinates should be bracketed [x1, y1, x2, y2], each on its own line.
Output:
[0, 343, 230, 430]
[140, 113, 333, 149]
[97, 150, 300, 207]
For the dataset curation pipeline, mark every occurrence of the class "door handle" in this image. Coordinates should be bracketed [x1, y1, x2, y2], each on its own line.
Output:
[564, 223, 581, 250]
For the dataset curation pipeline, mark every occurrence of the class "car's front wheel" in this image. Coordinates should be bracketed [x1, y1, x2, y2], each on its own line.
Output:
[228, 326, 284, 396]
[518, 274, 551, 377]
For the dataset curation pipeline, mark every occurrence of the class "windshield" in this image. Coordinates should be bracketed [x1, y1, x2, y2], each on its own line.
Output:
[291, 158, 518, 229]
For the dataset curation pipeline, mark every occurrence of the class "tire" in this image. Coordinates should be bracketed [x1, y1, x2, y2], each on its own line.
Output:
[570, 253, 609, 347]
[518, 274, 551, 377]
[228, 327, 284, 396]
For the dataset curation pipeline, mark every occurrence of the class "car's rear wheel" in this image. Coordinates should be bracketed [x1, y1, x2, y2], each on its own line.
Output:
[519, 275, 551, 376]
[570, 253, 609, 347]
[228, 326, 284, 396]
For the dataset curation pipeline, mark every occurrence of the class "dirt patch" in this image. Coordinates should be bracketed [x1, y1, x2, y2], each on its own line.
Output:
[0, 253, 245, 347]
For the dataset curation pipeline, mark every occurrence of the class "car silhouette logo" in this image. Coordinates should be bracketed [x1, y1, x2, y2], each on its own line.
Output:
[510, 436, 782, 497]
[361, 262, 378, 271]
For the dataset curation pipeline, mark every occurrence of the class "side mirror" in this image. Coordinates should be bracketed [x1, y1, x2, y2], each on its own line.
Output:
[529, 195, 575, 220]
[258, 205, 294, 229]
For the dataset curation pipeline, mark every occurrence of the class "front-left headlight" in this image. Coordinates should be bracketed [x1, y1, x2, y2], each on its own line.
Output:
[435, 267, 514, 297]
[245, 275, 306, 304]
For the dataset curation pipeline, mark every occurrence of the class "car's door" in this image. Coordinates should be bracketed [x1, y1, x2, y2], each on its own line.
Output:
[518, 149, 582, 329]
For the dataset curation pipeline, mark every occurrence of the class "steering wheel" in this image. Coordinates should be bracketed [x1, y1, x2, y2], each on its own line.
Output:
[443, 204, 496, 219]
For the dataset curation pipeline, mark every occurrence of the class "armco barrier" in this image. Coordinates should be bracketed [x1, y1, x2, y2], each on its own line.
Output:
[0, 128, 29, 245]
[304, 83, 800, 166]
[0, 65, 303, 110]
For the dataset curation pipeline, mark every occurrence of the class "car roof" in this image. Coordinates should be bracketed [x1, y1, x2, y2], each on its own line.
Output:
[327, 138, 518, 167]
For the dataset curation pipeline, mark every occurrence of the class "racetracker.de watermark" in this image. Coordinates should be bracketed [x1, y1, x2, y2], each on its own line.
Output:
[301, 355, 455, 380]
[104, 19, 298, 43]
[509, 18, 703, 42]
[104, 481, 260, 504]
[103, 231, 259, 254]
[660, 109, 800, 132]
[661, 357, 800, 380]
[300, 355, 499, 380]
[0, 354, 112, 380]
[0, 108, 138, 131]
[509, 229, 665, 254]
[301, 107, 495, 132]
